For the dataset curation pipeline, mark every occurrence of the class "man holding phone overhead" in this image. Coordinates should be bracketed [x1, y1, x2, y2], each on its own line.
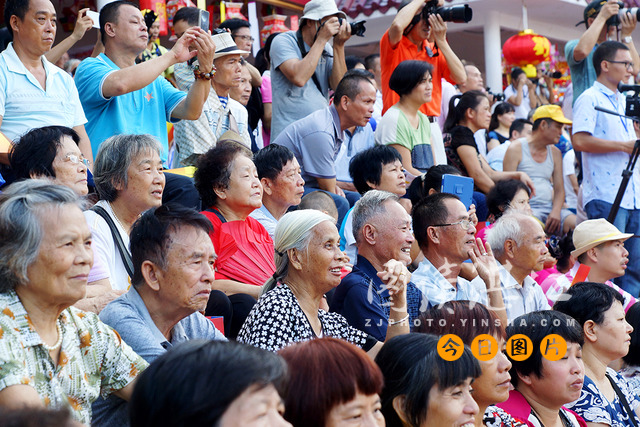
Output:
[74, 0, 215, 163]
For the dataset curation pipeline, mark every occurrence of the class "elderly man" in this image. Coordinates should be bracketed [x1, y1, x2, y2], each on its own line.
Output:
[218, 18, 262, 87]
[270, 0, 351, 139]
[93, 203, 226, 426]
[0, 0, 92, 164]
[486, 212, 550, 322]
[543, 218, 636, 310]
[411, 192, 507, 325]
[74, 0, 214, 163]
[331, 191, 427, 340]
[250, 144, 305, 238]
[274, 73, 375, 224]
[172, 31, 251, 166]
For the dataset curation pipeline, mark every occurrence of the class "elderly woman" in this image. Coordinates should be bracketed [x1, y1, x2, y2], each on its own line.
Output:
[81, 134, 165, 312]
[194, 138, 274, 337]
[130, 340, 290, 426]
[497, 311, 586, 427]
[375, 333, 480, 427]
[0, 180, 147, 424]
[237, 209, 410, 356]
[279, 338, 384, 427]
[9, 125, 89, 196]
[418, 301, 522, 427]
[555, 282, 640, 427]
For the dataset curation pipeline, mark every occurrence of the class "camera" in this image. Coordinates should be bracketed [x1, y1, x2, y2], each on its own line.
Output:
[619, 82, 640, 118]
[606, 3, 640, 27]
[543, 70, 563, 79]
[338, 18, 367, 37]
[421, 0, 472, 23]
[487, 90, 505, 102]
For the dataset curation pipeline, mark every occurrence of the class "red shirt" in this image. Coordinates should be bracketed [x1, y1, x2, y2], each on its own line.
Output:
[380, 29, 453, 117]
[202, 208, 276, 287]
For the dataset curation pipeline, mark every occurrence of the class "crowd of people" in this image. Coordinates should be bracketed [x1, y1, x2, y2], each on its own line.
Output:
[2, 0, 640, 425]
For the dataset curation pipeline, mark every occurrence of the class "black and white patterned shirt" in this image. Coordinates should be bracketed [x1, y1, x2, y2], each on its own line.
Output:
[237, 283, 377, 352]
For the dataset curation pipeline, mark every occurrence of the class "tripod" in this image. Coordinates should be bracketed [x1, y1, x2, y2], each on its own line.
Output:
[608, 139, 640, 223]
[594, 105, 640, 222]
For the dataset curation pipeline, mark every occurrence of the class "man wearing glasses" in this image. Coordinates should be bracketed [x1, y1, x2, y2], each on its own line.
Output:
[573, 40, 640, 297]
[410, 192, 507, 326]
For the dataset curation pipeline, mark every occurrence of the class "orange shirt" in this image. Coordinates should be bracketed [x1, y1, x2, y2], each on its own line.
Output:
[380, 29, 452, 117]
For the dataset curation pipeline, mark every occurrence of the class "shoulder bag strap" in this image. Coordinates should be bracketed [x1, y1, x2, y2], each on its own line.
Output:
[606, 372, 640, 427]
[90, 206, 134, 279]
[295, 29, 324, 95]
[204, 207, 227, 223]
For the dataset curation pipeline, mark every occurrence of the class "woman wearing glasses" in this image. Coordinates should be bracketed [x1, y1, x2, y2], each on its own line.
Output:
[10, 125, 90, 196]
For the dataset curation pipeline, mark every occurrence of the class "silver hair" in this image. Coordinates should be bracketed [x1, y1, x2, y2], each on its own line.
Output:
[261, 209, 335, 295]
[93, 134, 162, 202]
[486, 212, 532, 258]
[0, 179, 83, 292]
[352, 190, 400, 245]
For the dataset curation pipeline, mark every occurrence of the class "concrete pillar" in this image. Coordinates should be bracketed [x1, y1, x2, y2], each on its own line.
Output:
[484, 10, 503, 93]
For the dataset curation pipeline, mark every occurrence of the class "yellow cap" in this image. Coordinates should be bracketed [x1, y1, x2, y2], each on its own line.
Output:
[531, 105, 572, 125]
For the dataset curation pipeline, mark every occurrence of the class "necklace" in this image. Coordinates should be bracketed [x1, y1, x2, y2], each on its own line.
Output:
[41, 320, 62, 352]
[108, 202, 129, 232]
[530, 407, 572, 427]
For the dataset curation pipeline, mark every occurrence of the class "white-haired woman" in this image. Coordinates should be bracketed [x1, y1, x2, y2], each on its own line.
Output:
[237, 209, 410, 358]
[0, 180, 147, 424]
[81, 134, 166, 312]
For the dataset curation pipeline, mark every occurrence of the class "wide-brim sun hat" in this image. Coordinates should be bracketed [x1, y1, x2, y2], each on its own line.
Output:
[571, 218, 633, 258]
[301, 0, 347, 22]
[212, 32, 250, 60]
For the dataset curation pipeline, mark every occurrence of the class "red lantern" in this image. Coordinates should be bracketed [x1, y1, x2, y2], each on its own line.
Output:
[503, 29, 551, 77]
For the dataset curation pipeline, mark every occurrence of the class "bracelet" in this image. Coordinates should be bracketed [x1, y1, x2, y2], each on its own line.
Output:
[388, 313, 410, 326]
[193, 64, 216, 80]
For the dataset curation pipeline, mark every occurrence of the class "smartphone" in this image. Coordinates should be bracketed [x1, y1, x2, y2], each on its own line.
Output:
[199, 9, 210, 32]
[86, 10, 100, 29]
[441, 174, 474, 209]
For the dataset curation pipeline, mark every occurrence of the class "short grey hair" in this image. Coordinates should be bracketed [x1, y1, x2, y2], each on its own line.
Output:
[261, 209, 335, 295]
[93, 134, 162, 202]
[0, 179, 83, 292]
[352, 190, 399, 245]
[486, 212, 532, 258]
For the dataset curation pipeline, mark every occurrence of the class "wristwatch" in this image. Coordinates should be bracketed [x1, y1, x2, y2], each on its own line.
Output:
[624, 36, 633, 43]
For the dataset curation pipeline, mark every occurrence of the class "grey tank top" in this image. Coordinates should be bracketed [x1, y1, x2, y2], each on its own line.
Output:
[518, 139, 554, 207]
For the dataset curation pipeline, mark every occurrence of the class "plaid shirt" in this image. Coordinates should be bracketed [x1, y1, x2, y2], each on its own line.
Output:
[172, 62, 251, 167]
[411, 258, 486, 306]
